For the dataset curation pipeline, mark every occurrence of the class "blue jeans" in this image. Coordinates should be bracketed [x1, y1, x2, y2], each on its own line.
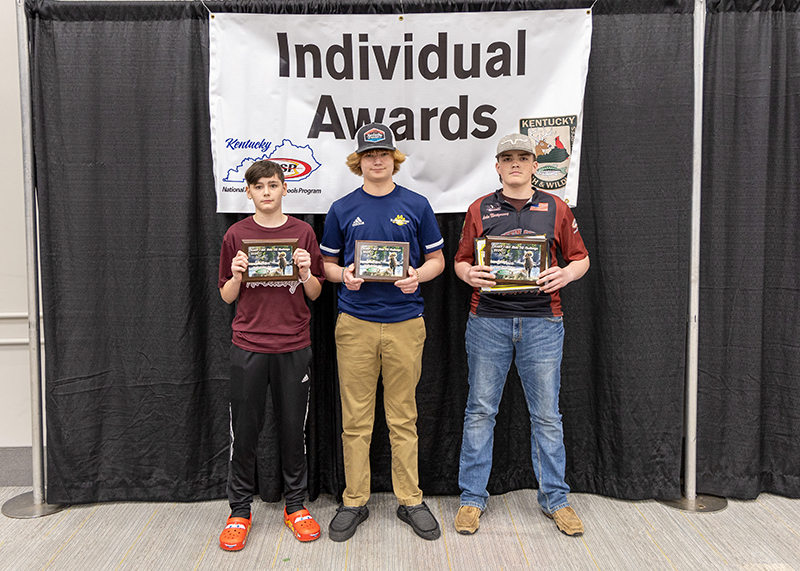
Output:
[458, 313, 569, 514]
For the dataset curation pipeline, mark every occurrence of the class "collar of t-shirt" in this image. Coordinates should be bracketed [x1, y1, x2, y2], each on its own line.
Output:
[500, 192, 531, 212]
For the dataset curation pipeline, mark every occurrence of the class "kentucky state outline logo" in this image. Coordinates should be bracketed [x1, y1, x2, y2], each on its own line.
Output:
[520, 115, 577, 202]
[391, 214, 410, 226]
[222, 138, 321, 183]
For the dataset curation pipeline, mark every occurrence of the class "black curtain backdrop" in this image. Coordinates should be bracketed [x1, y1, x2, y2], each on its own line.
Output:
[25, 0, 798, 505]
[697, 3, 800, 499]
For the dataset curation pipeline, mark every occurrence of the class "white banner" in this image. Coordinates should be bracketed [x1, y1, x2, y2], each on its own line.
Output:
[209, 10, 592, 214]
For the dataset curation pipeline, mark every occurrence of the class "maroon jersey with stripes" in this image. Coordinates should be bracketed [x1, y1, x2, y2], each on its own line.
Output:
[455, 189, 588, 317]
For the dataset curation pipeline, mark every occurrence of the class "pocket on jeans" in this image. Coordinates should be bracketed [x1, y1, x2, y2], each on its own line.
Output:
[545, 316, 563, 323]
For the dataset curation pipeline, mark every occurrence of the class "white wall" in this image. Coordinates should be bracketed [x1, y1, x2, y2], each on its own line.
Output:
[0, 0, 34, 448]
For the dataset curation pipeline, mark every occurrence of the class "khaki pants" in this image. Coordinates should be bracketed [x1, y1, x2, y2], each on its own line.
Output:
[335, 312, 426, 507]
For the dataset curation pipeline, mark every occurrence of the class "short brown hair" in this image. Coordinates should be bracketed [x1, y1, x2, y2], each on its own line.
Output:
[244, 160, 284, 185]
[346, 149, 407, 177]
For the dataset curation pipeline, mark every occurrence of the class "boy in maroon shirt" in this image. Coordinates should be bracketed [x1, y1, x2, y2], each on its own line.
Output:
[217, 160, 325, 549]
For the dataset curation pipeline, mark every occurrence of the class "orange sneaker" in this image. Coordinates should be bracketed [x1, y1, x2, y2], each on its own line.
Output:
[284, 507, 321, 542]
[219, 514, 252, 551]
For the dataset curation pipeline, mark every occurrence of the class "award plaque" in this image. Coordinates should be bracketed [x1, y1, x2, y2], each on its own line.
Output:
[482, 235, 549, 286]
[474, 237, 538, 293]
[241, 239, 298, 282]
[354, 240, 409, 282]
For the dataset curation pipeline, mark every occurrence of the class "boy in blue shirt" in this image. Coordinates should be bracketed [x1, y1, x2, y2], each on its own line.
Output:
[320, 123, 445, 541]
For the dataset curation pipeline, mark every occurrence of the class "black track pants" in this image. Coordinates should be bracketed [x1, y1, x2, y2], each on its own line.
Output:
[227, 345, 311, 517]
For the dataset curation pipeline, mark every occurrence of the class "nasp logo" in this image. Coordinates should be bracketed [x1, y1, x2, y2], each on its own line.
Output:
[271, 158, 313, 180]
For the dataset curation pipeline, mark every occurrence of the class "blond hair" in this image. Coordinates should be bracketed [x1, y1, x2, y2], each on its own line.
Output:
[346, 149, 407, 176]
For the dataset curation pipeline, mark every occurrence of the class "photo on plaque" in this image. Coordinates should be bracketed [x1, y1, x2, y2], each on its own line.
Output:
[482, 235, 549, 286]
[241, 239, 298, 282]
[354, 240, 409, 282]
[474, 238, 537, 293]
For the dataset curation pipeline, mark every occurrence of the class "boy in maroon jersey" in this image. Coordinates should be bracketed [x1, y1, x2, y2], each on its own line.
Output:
[453, 133, 590, 537]
[217, 160, 325, 549]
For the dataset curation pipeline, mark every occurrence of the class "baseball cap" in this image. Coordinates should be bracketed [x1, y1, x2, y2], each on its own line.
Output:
[495, 132, 535, 157]
[355, 123, 396, 154]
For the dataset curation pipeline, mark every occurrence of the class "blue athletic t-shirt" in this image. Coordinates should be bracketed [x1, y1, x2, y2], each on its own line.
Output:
[320, 185, 444, 323]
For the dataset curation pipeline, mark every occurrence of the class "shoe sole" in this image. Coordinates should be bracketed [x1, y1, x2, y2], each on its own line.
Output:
[397, 509, 441, 541]
[456, 527, 477, 535]
[328, 510, 369, 542]
[557, 529, 583, 537]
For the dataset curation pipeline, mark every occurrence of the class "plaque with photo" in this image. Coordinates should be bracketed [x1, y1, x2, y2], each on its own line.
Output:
[241, 239, 298, 282]
[354, 240, 409, 282]
[482, 235, 549, 286]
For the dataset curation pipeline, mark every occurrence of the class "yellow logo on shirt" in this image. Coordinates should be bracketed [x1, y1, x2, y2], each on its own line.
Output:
[391, 215, 410, 226]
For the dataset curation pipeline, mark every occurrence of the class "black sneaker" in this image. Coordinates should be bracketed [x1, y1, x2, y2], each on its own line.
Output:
[328, 504, 369, 542]
[397, 501, 441, 540]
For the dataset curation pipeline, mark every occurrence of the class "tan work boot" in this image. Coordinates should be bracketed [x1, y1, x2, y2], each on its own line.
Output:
[454, 505, 482, 535]
[544, 506, 584, 536]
